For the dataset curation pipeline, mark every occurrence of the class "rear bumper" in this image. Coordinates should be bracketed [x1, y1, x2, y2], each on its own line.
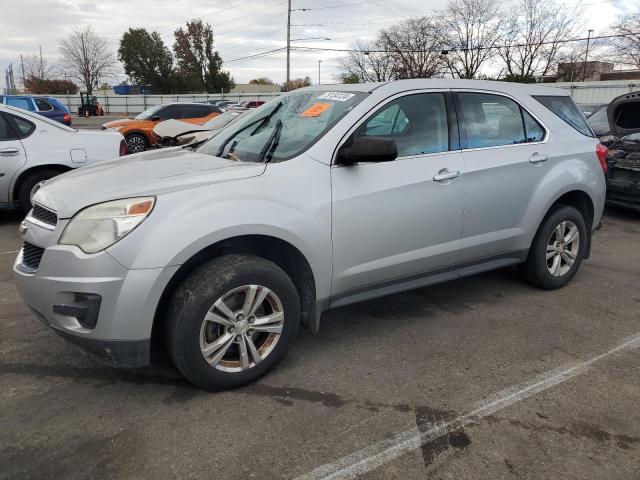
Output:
[606, 177, 640, 211]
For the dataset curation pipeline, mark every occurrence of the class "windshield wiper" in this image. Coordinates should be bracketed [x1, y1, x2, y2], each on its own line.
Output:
[216, 102, 283, 157]
[258, 119, 283, 163]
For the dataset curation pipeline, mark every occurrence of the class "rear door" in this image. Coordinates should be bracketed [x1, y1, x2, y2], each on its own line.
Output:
[0, 113, 28, 203]
[453, 90, 550, 263]
[331, 91, 466, 302]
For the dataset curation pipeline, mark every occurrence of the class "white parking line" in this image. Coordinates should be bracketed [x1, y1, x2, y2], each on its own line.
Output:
[0, 250, 19, 255]
[295, 332, 640, 480]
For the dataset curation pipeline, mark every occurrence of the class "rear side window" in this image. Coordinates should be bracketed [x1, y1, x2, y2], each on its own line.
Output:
[533, 95, 594, 137]
[47, 98, 68, 111]
[34, 98, 53, 111]
[6, 114, 36, 139]
[0, 114, 18, 141]
[457, 92, 525, 148]
[523, 110, 545, 142]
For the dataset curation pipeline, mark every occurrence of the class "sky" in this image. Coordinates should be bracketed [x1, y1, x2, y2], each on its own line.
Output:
[0, 0, 635, 91]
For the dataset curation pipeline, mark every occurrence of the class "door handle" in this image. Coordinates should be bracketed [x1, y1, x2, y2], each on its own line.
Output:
[0, 147, 20, 156]
[529, 153, 548, 164]
[433, 169, 461, 182]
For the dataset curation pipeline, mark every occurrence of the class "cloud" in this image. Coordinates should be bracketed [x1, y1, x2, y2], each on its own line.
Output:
[0, 0, 625, 90]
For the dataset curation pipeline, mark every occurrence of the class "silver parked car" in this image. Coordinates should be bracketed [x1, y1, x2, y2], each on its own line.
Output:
[14, 80, 607, 390]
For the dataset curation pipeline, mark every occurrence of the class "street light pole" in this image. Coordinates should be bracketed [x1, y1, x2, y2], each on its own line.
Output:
[286, 0, 292, 86]
[583, 29, 594, 81]
[318, 60, 322, 85]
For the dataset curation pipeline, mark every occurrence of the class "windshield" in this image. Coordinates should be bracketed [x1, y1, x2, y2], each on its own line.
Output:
[203, 110, 247, 129]
[135, 104, 164, 120]
[198, 90, 367, 163]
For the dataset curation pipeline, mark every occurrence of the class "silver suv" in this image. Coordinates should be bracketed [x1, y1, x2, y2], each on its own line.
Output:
[14, 80, 607, 390]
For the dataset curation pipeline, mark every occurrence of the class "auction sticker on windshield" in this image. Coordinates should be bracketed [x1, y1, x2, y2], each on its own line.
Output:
[301, 103, 332, 117]
[318, 92, 356, 102]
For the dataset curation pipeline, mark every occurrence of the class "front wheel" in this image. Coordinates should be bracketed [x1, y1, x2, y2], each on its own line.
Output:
[125, 133, 148, 154]
[165, 255, 300, 390]
[519, 205, 588, 289]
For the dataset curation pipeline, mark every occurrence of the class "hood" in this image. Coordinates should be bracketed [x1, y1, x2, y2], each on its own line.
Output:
[33, 148, 266, 218]
[102, 118, 151, 129]
[607, 91, 640, 138]
[153, 119, 213, 139]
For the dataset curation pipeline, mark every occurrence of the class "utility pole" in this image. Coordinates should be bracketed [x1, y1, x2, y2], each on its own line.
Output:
[20, 54, 25, 92]
[39, 46, 44, 78]
[582, 29, 594, 81]
[286, 0, 292, 87]
[318, 60, 322, 85]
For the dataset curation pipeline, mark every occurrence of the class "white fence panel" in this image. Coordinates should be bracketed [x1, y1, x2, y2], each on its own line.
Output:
[554, 80, 640, 104]
[50, 93, 282, 114]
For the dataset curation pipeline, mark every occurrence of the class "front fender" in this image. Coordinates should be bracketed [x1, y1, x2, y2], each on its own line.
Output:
[107, 159, 332, 300]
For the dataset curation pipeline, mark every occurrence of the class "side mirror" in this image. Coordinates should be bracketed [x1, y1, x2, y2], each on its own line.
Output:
[151, 115, 161, 122]
[336, 136, 398, 165]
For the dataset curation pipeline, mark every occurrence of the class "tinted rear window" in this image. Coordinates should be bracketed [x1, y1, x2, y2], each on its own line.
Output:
[533, 95, 594, 137]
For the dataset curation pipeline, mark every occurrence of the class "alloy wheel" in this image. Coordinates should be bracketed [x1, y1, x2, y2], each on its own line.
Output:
[546, 220, 580, 277]
[199, 285, 284, 372]
[127, 135, 146, 153]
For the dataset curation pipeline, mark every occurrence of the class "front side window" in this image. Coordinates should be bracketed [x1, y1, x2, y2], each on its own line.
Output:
[199, 90, 367, 163]
[6, 97, 34, 112]
[458, 92, 526, 148]
[34, 98, 53, 111]
[0, 114, 18, 141]
[533, 95, 594, 137]
[356, 93, 449, 157]
[135, 104, 165, 120]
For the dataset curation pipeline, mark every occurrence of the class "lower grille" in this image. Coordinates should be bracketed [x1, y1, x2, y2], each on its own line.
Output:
[21, 242, 45, 271]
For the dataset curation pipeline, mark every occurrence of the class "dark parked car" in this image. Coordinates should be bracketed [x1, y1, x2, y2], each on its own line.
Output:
[0, 95, 71, 126]
[599, 92, 640, 211]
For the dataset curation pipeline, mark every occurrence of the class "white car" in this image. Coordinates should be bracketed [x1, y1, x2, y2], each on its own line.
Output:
[153, 110, 249, 147]
[0, 104, 126, 213]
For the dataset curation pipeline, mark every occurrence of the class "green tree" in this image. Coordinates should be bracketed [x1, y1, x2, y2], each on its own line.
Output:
[173, 19, 234, 93]
[118, 28, 175, 93]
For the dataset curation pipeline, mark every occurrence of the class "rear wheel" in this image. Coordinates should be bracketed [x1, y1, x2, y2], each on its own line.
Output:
[519, 205, 587, 289]
[165, 255, 300, 390]
[125, 133, 148, 153]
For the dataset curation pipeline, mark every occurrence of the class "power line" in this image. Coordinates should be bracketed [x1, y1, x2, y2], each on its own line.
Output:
[224, 47, 287, 64]
[292, 0, 384, 12]
[289, 31, 640, 55]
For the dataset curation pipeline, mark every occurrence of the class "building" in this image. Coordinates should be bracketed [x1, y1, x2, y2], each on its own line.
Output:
[230, 83, 281, 94]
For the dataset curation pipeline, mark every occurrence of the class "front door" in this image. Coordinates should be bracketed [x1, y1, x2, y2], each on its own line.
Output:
[331, 91, 466, 304]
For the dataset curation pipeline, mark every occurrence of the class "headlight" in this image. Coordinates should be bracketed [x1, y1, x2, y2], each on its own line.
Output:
[59, 197, 155, 253]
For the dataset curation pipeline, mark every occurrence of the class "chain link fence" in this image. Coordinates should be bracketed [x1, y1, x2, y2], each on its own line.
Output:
[50, 93, 282, 115]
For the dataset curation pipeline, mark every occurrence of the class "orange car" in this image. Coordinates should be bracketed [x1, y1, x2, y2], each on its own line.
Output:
[102, 103, 222, 153]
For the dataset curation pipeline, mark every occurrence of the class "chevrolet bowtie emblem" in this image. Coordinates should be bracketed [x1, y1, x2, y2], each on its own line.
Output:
[18, 221, 28, 239]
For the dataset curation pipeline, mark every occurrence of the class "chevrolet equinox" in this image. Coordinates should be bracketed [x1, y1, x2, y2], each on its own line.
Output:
[14, 80, 607, 390]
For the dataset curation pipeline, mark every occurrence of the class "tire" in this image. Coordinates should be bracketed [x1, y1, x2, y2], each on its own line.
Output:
[165, 255, 300, 390]
[17, 169, 62, 214]
[125, 133, 148, 154]
[518, 205, 588, 290]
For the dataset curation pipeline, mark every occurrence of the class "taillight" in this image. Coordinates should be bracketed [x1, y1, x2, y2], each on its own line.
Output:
[63, 113, 71, 125]
[596, 143, 608, 174]
[119, 139, 128, 156]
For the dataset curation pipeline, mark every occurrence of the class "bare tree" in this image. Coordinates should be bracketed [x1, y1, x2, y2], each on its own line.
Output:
[607, 11, 640, 69]
[59, 26, 117, 94]
[435, 0, 503, 79]
[497, 0, 583, 81]
[337, 39, 394, 83]
[23, 53, 52, 81]
[379, 16, 447, 79]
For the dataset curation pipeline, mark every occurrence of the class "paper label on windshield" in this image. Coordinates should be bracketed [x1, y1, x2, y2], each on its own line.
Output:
[317, 92, 355, 102]
[301, 102, 332, 117]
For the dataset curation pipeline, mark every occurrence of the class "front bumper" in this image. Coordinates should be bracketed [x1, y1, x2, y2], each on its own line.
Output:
[13, 241, 179, 368]
[606, 177, 640, 211]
